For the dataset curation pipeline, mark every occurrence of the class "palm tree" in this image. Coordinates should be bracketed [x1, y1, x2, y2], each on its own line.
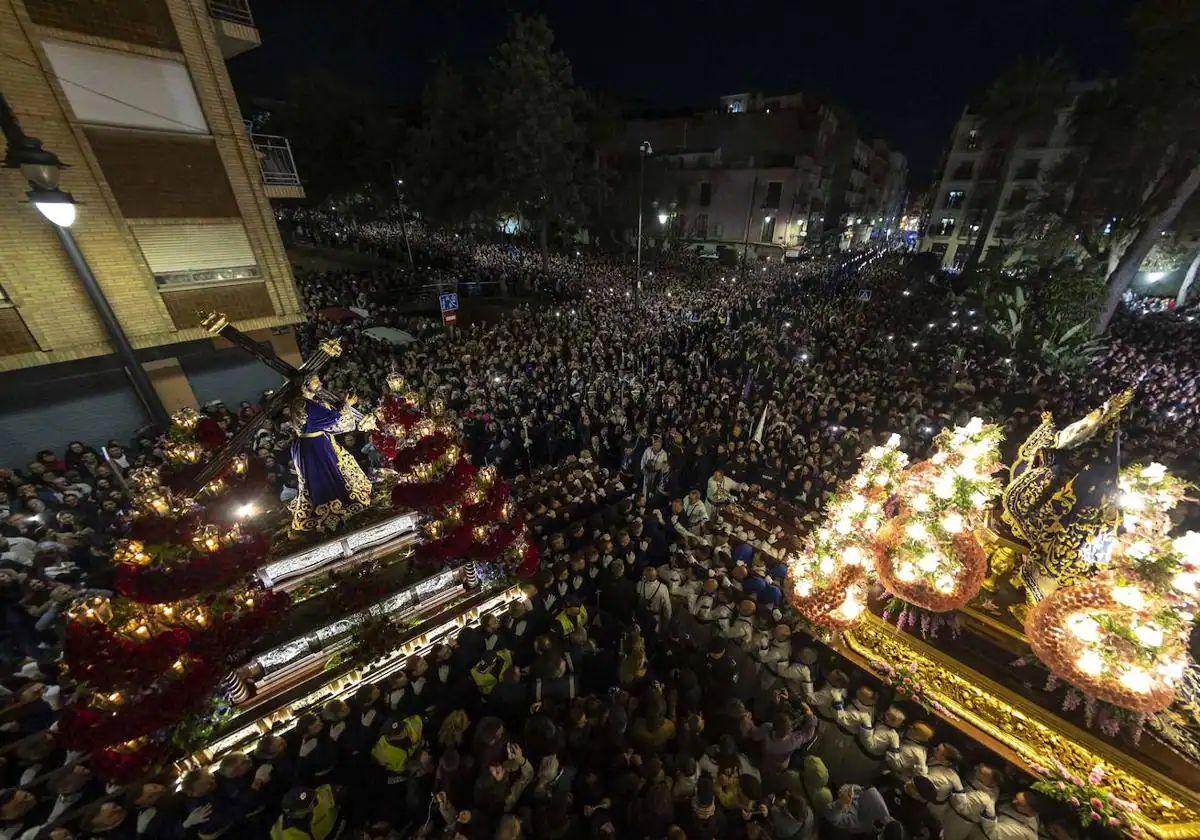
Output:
[960, 56, 1071, 277]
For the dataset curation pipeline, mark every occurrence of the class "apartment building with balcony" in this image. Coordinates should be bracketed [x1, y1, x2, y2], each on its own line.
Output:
[0, 0, 307, 462]
[611, 93, 841, 258]
[919, 82, 1096, 270]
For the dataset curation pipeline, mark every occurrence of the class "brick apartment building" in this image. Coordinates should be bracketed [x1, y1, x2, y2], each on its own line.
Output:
[0, 0, 306, 463]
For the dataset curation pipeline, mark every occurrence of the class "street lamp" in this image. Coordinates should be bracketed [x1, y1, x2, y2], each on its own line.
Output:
[635, 140, 652, 306]
[1, 91, 169, 427]
[387, 160, 415, 273]
[657, 211, 669, 226]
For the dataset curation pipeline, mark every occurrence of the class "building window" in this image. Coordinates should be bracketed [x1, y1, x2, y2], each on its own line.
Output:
[696, 213, 708, 239]
[1005, 187, 1029, 211]
[951, 162, 974, 180]
[43, 40, 207, 133]
[763, 181, 783, 209]
[930, 243, 948, 260]
[962, 130, 981, 150]
[951, 246, 970, 271]
[760, 215, 777, 242]
[933, 216, 957, 237]
[728, 100, 743, 113]
[945, 190, 965, 209]
[132, 222, 260, 288]
[699, 182, 712, 207]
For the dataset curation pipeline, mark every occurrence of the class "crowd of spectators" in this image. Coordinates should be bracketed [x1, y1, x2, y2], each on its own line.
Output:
[1, 225, 1198, 837]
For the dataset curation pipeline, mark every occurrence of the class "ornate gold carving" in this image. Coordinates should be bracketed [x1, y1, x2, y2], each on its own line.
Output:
[318, 337, 343, 358]
[840, 613, 1200, 838]
[199, 310, 228, 335]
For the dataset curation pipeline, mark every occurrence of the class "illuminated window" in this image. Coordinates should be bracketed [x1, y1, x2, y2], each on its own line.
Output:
[945, 190, 965, 209]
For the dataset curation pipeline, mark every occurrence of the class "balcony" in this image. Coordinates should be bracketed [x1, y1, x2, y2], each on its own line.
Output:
[208, 0, 261, 58]
[246, 127, 305, 199]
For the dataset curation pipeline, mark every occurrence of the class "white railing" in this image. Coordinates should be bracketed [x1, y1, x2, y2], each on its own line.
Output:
[208, 0, 254, 27]
[249, 132, 302, 187]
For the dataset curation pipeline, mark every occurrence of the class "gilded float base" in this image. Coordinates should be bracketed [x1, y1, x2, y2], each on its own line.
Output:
[839, 613, 1200, 839]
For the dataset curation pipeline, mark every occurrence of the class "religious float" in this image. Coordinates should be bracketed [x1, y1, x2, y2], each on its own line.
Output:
[770, 390, 1200, 838]
[58, 314, 536, 782]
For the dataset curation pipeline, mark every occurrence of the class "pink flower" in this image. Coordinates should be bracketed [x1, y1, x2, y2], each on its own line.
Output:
[1056, 781, 1066, 791]
[1109, 817, 1121, 827]
[1090, 811, 1102, 822]
[1090, 798, 1103, 810]
[1088, 766, 1105, 785]
[1069, 797, 1080, 807]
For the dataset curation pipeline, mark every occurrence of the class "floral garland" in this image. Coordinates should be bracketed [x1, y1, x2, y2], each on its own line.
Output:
[873, 417, 1002, 614]
[1028, 760, 1142, 834]
[391, 458, 477, 513]
[869, 659, 953, 718]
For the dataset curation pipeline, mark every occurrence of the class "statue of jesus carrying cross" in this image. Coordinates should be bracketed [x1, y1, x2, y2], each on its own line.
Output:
[191, 313, 376, 533]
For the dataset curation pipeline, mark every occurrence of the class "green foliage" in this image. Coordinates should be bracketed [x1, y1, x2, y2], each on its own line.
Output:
[483, 15, 591, 250]
[171, 694, 235, 754]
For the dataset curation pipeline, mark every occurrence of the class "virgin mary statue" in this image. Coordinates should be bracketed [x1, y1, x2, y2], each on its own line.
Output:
[288, 373, 373, 532]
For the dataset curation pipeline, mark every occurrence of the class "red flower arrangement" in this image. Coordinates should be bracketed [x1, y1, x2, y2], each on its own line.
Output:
[64, 623, 191, 691]
[391, 459, 477, 513]
[89, 742, 168, 784]
[59, 658, 222, 751]
[114, 534, 269, 603]
[391, 432, 454, 474]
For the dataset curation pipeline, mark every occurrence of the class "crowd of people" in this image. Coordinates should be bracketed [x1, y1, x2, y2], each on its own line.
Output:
[1, 224, 1198, 838]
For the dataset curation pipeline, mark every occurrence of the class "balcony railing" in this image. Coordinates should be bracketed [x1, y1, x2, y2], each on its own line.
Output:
[249, 132, 301, 187]
[208, 0, 254, 27]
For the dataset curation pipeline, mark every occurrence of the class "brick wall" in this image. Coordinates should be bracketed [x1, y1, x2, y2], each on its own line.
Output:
[84, 128, 239, 218]
[160, 281, 275, 329]
[23, 0, 180, 50]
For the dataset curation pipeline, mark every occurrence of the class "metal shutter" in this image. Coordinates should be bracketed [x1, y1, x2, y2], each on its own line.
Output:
[132, 223, 257, 273]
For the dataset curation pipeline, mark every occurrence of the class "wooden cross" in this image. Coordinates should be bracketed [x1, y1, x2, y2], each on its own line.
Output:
[184, 312, 361, 496]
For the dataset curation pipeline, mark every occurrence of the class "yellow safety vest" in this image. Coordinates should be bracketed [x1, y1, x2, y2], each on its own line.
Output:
[470, 648, 513, 695]
[370, 715, 423, 772]
[554, 606, 587, 636]
[270, 784, 337, 840]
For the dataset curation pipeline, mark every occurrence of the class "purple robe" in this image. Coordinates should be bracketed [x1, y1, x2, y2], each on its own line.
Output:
[290, 398, 371, 531]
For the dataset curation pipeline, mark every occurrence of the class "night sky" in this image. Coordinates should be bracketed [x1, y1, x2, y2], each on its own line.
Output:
[230, 0, 1138, 184]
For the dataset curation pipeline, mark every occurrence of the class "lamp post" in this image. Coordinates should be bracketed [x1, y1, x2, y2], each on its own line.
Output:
[634, 140, 652, 306]
[387, 160, 415, 273]
[1, 92, 169, 428]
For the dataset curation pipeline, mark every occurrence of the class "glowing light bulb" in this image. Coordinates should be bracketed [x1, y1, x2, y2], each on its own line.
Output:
[819, 555, 835, 575]
[970, 491, 988, 507]
[834, 517, 853, 535]
[842, 546, 865, 566]
[931, 452, 947, 466]
[1121, 492, 1145, 512]
[1140, 462, 1167, 483]
[1067, 614, 1102, 642]
[1172, 572, 1199, 595]
[1133, 624, 1164, 648]
[1120, 667, 1153, 694]
[1111, 585, 1145, 610]
[896, 562, 917, 582]
[917, 552, 940, 573]
[933, 474, 956, 500]
[911, 493, 931, 513]
[934, 574, 955, 593]
[862, 516, 880, 533]
[873, 473, 889, 487]
[848, 495, 867, 515]
[1172, 531, 1200, 564]
[836, 591, 865, 622]
[905, 522, 928, 541]
[1076, 650, 1105, 676]
[1159, 659, 1186, 682]
[940, 512, 964, 534]
[963, 417, 984, 435]
[1125, 541, 1152, 560]
[796, 580, 813, 597]
[886, 433, 901, 448]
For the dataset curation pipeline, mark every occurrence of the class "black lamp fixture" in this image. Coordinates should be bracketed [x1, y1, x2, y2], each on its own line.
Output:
[1, 96, 78, 227]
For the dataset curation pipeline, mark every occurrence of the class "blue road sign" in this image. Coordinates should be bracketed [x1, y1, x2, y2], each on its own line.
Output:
[439, 293, 459, 312]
